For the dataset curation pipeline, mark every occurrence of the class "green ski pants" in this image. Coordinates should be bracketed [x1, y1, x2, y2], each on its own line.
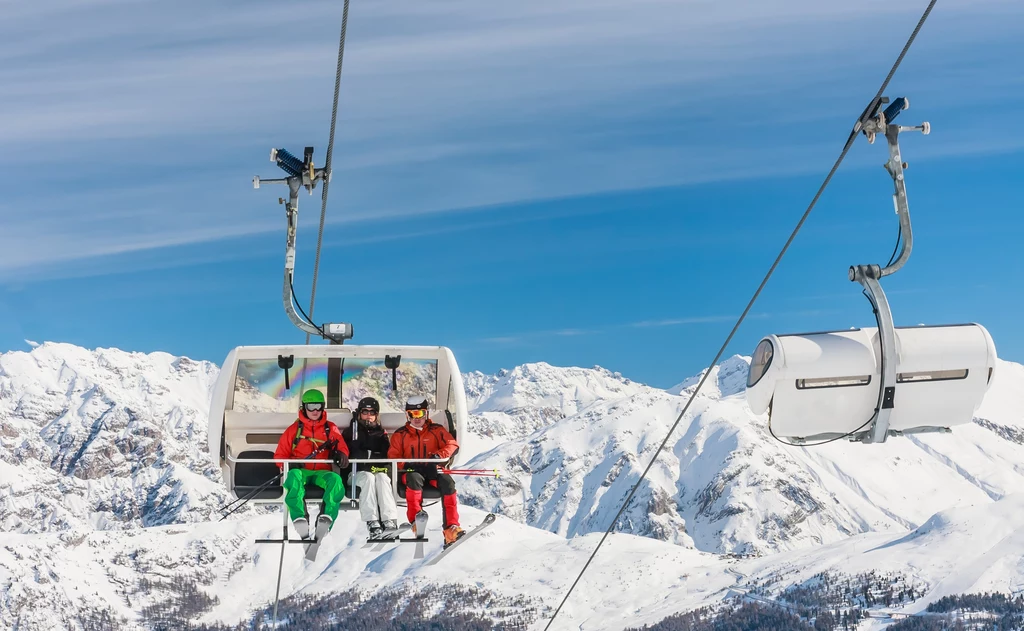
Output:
[282, 468, 346, 523]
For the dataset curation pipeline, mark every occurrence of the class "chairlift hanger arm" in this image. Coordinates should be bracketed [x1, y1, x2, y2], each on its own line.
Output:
[254, 146, 352, 344]
[845, 96, 930, 444]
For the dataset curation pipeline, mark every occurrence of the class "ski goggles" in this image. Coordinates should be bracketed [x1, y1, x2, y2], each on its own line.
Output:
[358, 408, 378, 416]
[303, 402, 324, 412]
[406, 409, 428, 419]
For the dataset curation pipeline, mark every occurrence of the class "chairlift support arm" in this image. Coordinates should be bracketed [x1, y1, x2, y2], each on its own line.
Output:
[848, 97, 930, 444]
[254, 147, 353, 344]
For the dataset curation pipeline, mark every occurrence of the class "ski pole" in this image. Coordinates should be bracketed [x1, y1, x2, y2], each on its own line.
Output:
[219, 472, 283, 519]
[398, 466, 500, 474]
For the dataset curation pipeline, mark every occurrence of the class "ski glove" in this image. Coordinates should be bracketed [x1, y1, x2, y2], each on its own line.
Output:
[333, 452, 349, 468]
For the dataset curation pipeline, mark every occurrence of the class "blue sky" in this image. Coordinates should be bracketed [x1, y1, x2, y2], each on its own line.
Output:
[1, 0, 1022, 388]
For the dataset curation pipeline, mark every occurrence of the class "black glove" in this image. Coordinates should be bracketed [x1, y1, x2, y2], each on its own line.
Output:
[333, 452, 349, 468]
[429, 453, 441, 460]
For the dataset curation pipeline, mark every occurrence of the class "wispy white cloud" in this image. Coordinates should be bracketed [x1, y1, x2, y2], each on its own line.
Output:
[472, 308, 844, 347]
[1, 0, 1021, 277]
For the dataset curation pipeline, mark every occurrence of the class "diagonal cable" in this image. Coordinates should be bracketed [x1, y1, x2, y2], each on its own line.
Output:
[306, 0, 351, 344]
[542, 1, 938, 628]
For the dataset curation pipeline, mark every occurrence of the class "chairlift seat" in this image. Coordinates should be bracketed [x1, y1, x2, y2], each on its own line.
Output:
[233, 450, 331, 501]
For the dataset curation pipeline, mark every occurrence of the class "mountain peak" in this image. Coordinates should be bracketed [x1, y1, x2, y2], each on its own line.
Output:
[667, 354, 750, 399]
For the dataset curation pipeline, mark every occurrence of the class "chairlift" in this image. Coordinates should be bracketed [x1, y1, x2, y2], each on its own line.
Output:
[745, 98, 998, 444]
[208, 146, 469, 514]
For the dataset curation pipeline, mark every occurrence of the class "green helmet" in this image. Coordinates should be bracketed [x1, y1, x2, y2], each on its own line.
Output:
[300, 389, 325, 405]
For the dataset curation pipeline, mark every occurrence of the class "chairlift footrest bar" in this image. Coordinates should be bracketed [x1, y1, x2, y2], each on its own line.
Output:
[398, 537, 430, 543]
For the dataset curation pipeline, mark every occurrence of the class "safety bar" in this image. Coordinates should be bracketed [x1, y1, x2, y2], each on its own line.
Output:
[225, 455, 449, 508]
[225, 455, 440, 464]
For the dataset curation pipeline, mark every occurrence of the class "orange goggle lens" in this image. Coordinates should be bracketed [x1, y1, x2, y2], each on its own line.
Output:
[406, 409, 428, 419]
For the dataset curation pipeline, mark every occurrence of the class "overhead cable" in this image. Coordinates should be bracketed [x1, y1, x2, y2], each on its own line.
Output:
[542, 1, 939, 628]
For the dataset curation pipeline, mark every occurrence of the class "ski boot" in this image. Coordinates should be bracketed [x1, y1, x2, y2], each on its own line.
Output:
[314, 514, 333, 541]
[443, 525, 466, 548]
[366, 520, 383, 539]
[292, 517, 310, 539]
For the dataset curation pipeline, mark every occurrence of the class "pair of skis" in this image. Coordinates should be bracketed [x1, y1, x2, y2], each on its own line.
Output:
[359, 511, 497, 563]
[302, 517, 333, 561]
[361, 509, 431, 556]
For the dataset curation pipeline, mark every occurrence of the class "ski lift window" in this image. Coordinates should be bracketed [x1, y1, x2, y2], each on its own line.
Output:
[231, 358, 329, 413]
[795, 375, 872, 389]
[747, 339, 774, 388]
[342, 358, 438, 413]
[896, 369, 968, 383]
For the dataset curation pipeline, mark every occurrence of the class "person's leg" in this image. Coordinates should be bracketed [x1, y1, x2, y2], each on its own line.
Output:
[282, 469, 309, 521]
[354, 470, 378, 522]
[309, 470, 346, 523]
[374, 472, 399, 523]
[436, 473, 460, 528]
[404, 471, 425, 524]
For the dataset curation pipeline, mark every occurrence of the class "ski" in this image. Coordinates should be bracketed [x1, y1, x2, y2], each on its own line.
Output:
[304, 517, 333, 561]
[362, 523, 411, 549]
[413, 510, 428, 559]
[414, 510, 428, 538]
[303, 536, 322, 561]
[425, 513, 496, 566]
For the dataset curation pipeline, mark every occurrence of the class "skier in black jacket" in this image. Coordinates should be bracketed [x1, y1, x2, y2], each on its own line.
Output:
[343, 397, 400, 538]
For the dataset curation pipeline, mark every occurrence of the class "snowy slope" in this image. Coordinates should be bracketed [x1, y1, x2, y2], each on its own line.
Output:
[7, 491, 1024, 630]
[460, 357, 1024, 556]
[4, 341, 1024, 630]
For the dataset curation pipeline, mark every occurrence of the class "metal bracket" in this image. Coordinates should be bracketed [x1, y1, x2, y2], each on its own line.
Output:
[846, 96, 930, 444]
[255, 147, 351, 344]
[848, 265, 898, 443]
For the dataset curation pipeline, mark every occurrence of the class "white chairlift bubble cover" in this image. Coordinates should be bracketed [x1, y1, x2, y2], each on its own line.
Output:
[745, 324, 997, 438]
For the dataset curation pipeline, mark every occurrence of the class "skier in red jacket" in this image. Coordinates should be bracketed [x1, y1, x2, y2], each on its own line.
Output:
[274, 389, 349, 542]
[388, 395, 465, 546]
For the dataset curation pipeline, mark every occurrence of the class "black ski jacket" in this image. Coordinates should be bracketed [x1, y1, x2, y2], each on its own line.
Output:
[341, 423, 392, 476]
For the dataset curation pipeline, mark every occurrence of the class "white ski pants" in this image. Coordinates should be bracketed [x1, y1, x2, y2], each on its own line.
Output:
[354, 470, 399, 523]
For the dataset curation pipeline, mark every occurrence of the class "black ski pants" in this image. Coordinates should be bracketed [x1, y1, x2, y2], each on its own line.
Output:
[405, 467, 456, 496]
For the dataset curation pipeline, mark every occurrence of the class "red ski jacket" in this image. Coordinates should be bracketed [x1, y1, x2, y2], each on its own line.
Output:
[274, 410, 348, 471]
[387, 419, 458, 468]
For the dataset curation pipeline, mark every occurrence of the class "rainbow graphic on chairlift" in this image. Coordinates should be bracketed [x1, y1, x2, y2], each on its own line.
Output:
[237, 359, 330, 401]
[236, 357, 439, 405]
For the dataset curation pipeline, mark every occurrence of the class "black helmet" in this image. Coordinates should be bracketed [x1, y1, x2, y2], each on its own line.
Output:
[355, 397, 380, 415]
[405, 395, 430, 411]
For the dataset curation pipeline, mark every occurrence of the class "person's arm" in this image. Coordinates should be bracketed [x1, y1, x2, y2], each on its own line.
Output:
[430, 426, 459, 460]
[368, 429, 390, 458]
[274, 425, 295, 471]
[328, 423, 349, 468]
[388, 430, 405, 470]
[329, 423, 349, 456]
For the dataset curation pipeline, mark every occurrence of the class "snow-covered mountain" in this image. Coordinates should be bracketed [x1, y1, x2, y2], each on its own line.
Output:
[460, 362, 656, 459]
[3, 341, 1024, 630]
[7, 487, 1024, 629]
[460, 356, 1024, 557]
[0, 343, 226, 534]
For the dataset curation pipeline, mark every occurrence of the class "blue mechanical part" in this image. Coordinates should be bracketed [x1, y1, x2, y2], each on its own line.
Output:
[274, 148, 305, 177]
